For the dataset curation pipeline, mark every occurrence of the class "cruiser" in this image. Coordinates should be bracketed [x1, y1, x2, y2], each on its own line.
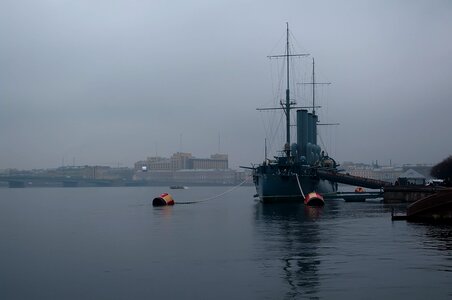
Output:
[252, 24, 338, 202]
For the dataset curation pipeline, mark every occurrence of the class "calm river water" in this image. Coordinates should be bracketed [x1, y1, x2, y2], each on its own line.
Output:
[1, 186, 451, 299]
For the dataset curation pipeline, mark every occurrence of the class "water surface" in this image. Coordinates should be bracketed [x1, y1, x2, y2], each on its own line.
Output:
[0, 186, 451, 299]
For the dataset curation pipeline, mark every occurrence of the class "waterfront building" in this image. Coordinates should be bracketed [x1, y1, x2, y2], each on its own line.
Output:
[397, 169, 426, 186]
[342, 162, 403, 183]
[342, 161, 433, 184]
[134, 152, 228, 171]
[132, 152, 237, 185]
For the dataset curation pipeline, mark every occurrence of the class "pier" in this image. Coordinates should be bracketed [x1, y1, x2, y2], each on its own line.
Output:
[323, 191, 383, 202]
[392, 189, 452, 222]
[383, 186, 446, 203]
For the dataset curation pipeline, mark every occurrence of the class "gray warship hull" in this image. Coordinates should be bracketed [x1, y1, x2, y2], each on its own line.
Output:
[253, 165, 337, 203]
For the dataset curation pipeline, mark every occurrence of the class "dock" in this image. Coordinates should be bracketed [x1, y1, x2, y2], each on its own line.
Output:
[383, 186, 447, 203]
[392, 189, 452, 222]
[323, 191, 383, 202]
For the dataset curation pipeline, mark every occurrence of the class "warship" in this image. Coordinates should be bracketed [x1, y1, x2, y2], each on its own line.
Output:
[252, 24, 339, 202]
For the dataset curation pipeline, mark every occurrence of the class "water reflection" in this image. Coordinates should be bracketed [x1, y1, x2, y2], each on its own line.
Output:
[152, 205, 174, 220]
[417, 223, 452, 253]
[254, 203, 325, 299]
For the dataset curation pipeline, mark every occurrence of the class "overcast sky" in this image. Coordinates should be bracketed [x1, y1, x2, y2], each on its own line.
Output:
[1, 0, 451, 170]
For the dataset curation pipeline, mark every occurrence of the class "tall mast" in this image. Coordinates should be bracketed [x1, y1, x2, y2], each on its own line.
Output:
[301, 58, 331, 115]
[312, 58, 316, 115]
[285, 23, 291, 146]
[261, 24, 309, 155]
[267, 24, 309, 150]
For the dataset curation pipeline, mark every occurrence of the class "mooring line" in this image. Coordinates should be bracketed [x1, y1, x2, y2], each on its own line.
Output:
[175, 176, 251, 205]
[295, 173, 305, 198]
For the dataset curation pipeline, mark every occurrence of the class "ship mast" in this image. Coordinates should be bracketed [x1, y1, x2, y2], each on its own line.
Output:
[267, 23, 309, 153]
[285, 23, 290, 146]
[312, 58, 316, 115]
[257, 24, 309, 157]
[302, 58, 331, 116]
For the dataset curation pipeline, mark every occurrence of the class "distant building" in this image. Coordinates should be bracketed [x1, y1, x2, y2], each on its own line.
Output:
[342, 161, 434, 184]
[132, 152, 240, 185]
[373, 167, 404, 183]
[190, 155, 228, 169]
[397, 169, 426, 186]
[134, 152, 228, 171]
[401, 164, 433, 179]
[342, 161, 403, 183]
[46, 166, 133, 180]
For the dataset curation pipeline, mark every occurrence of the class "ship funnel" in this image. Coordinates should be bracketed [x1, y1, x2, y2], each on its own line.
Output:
[296, 109, 309, 158]
[313, 114, 318, 145]
[307, 113, 313, 145]
[298, 111, 321, 164]
[297, 110, 318, 161]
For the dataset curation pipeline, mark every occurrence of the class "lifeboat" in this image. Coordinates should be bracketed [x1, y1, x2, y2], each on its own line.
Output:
[355, 187, 365, 193]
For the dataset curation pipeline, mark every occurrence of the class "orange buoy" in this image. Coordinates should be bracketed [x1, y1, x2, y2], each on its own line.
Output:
[304, 192, 324, 206]
[153, 193, 175, 206]
[355, 187, 365, 193]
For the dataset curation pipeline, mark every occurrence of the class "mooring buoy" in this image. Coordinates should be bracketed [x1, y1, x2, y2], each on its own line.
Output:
[304, 192, 325, 206]
[153, 193, 175, 206]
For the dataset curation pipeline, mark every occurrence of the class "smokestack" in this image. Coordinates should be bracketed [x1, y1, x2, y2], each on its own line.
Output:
[307, 113, 313, 145]
[313, 114, 318, 145]
[297, 109, 308, 157]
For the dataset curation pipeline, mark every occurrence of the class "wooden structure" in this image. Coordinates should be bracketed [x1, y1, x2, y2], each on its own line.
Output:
[392, 189, 452, 222]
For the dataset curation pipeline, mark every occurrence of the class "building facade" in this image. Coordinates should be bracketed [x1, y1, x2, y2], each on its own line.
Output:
[134, 152, 228, 171]
[342, 161, 433, 184]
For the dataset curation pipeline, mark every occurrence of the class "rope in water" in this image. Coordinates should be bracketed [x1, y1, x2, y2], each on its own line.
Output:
[176, 176, 252, 205]
[295, 173, 305, 198]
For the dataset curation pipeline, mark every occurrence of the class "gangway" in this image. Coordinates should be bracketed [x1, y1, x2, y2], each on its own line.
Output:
[317, 170, 393, 189]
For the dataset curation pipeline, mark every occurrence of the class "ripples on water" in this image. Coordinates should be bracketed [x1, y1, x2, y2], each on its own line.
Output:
[0, 186, 451, 299]
[254, 199, 452, 299]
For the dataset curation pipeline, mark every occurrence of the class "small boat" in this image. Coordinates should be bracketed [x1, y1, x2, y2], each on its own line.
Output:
[355, 187, 365, 193]
[169, 185, 188, 189]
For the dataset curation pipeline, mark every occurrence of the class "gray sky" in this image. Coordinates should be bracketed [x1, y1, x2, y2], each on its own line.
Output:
[1, 0, 451, 170]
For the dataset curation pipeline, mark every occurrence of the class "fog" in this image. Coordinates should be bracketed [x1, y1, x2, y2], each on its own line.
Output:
[1, 0, 451, 169]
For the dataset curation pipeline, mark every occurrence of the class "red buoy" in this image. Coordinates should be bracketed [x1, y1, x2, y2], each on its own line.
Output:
[304, 192, 324, 206]
[153, 193, 175, 206]
[355, 187, 365, 193]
